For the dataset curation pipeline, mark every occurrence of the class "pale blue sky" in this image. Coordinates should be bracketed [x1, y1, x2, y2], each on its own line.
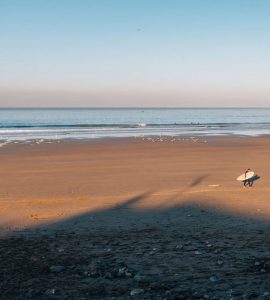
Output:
[1, 0, 270, 107]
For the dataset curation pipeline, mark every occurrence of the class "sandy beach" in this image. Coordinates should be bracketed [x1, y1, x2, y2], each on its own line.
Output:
[1, 136, 270, 299]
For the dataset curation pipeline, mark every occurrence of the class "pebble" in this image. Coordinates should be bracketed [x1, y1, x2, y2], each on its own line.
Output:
[118, 267, 127, 276]
[118, 267, 132, 277]
[209, 275, 218, 282]
[175, 244, 183, 250]
[49, 265, 65, 273]
[45, 289, 56, 295]
[130, 288, 144, 296]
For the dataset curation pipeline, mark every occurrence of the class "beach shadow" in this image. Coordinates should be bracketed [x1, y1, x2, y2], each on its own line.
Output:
[112, 191, 152, 210]
[188, 175, 208, 188]
[1, 191, 270, 299]
[250, 174, 260, 186]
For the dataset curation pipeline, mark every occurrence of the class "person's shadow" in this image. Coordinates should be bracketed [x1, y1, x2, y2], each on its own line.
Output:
[249, 174, 260, 186]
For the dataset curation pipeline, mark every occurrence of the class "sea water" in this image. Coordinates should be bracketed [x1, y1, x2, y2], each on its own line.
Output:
[0, 108, 270, 145]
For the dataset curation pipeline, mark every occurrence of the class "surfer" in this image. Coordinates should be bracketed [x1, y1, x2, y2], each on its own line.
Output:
[243, 168, 252, 187]
[237, 169, 257, 187]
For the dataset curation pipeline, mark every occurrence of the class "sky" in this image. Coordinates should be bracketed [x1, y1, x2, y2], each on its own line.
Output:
[1, 0, 270, 107]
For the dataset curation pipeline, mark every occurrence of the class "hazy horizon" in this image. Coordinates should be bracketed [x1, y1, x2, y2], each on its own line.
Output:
[2, 106, 270, 109]
[1, 0, 270, 107]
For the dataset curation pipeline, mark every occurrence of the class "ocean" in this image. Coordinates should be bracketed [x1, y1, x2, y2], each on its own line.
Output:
[0, 108, 270, 145]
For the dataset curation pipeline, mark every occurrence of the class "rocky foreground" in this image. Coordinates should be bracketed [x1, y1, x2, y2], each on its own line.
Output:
[0, 223, 270, 300]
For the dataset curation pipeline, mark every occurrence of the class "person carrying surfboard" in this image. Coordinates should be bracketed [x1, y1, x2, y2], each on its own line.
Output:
[243, 168, 253, 187]
[236, 169, 257, 187]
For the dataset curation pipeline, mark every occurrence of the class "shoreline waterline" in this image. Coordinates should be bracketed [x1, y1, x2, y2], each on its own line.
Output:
[1, 107, 270, 145]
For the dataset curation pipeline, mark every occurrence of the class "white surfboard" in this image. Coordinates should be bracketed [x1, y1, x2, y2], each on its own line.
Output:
[236, 171, 255, 181]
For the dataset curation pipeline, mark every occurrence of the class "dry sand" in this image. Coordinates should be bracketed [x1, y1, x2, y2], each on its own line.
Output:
[0, 136, 270, 299]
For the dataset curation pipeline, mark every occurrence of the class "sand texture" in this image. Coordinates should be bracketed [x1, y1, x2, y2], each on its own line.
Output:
[0, 136, 270, 299]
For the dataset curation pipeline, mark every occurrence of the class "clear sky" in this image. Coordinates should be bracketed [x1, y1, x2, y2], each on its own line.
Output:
[1, 0, 270, 107]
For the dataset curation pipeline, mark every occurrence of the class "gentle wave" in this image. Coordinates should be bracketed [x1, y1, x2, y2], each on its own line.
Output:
[1, 108, 270, 144]
[0, 123, 148, 129]
[1, 122, 270, 129]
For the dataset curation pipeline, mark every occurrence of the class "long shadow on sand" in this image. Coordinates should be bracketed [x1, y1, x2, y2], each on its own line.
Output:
[0, 190, 270, 299]
[250, 175, 261, 186]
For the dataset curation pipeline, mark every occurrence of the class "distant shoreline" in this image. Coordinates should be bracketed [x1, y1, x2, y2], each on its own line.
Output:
[1, 106, 270, 109]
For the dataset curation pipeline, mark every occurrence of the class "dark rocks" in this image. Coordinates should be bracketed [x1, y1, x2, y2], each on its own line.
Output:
[150, 281, 169, 292]
[49, 265, 65, 273]
[209, 275, 218, 282]
[1, 224, 270, 299]
[87, 284, 106, 296]
[112, 286, 128, 295]
[45, 288, 56, 295]
[130, 288, 144, 296]
[134, 274, 150, 284]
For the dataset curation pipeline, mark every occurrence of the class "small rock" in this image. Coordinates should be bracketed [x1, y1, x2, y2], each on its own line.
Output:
[118, 267, 127, 276]
[217, 260, 224, 265]
[50, 265, 65, 273]
[209, 275, 218, 282]
[130, 288, 144, 296]
[175, 244, 183, 250]
[45, 289, 56, 295]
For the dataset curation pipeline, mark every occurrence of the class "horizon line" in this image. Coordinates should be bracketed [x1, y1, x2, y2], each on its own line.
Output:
[1, 106, 270, 109]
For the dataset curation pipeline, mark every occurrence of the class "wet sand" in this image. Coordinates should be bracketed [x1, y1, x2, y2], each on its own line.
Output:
[1, 136, 270, 299]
